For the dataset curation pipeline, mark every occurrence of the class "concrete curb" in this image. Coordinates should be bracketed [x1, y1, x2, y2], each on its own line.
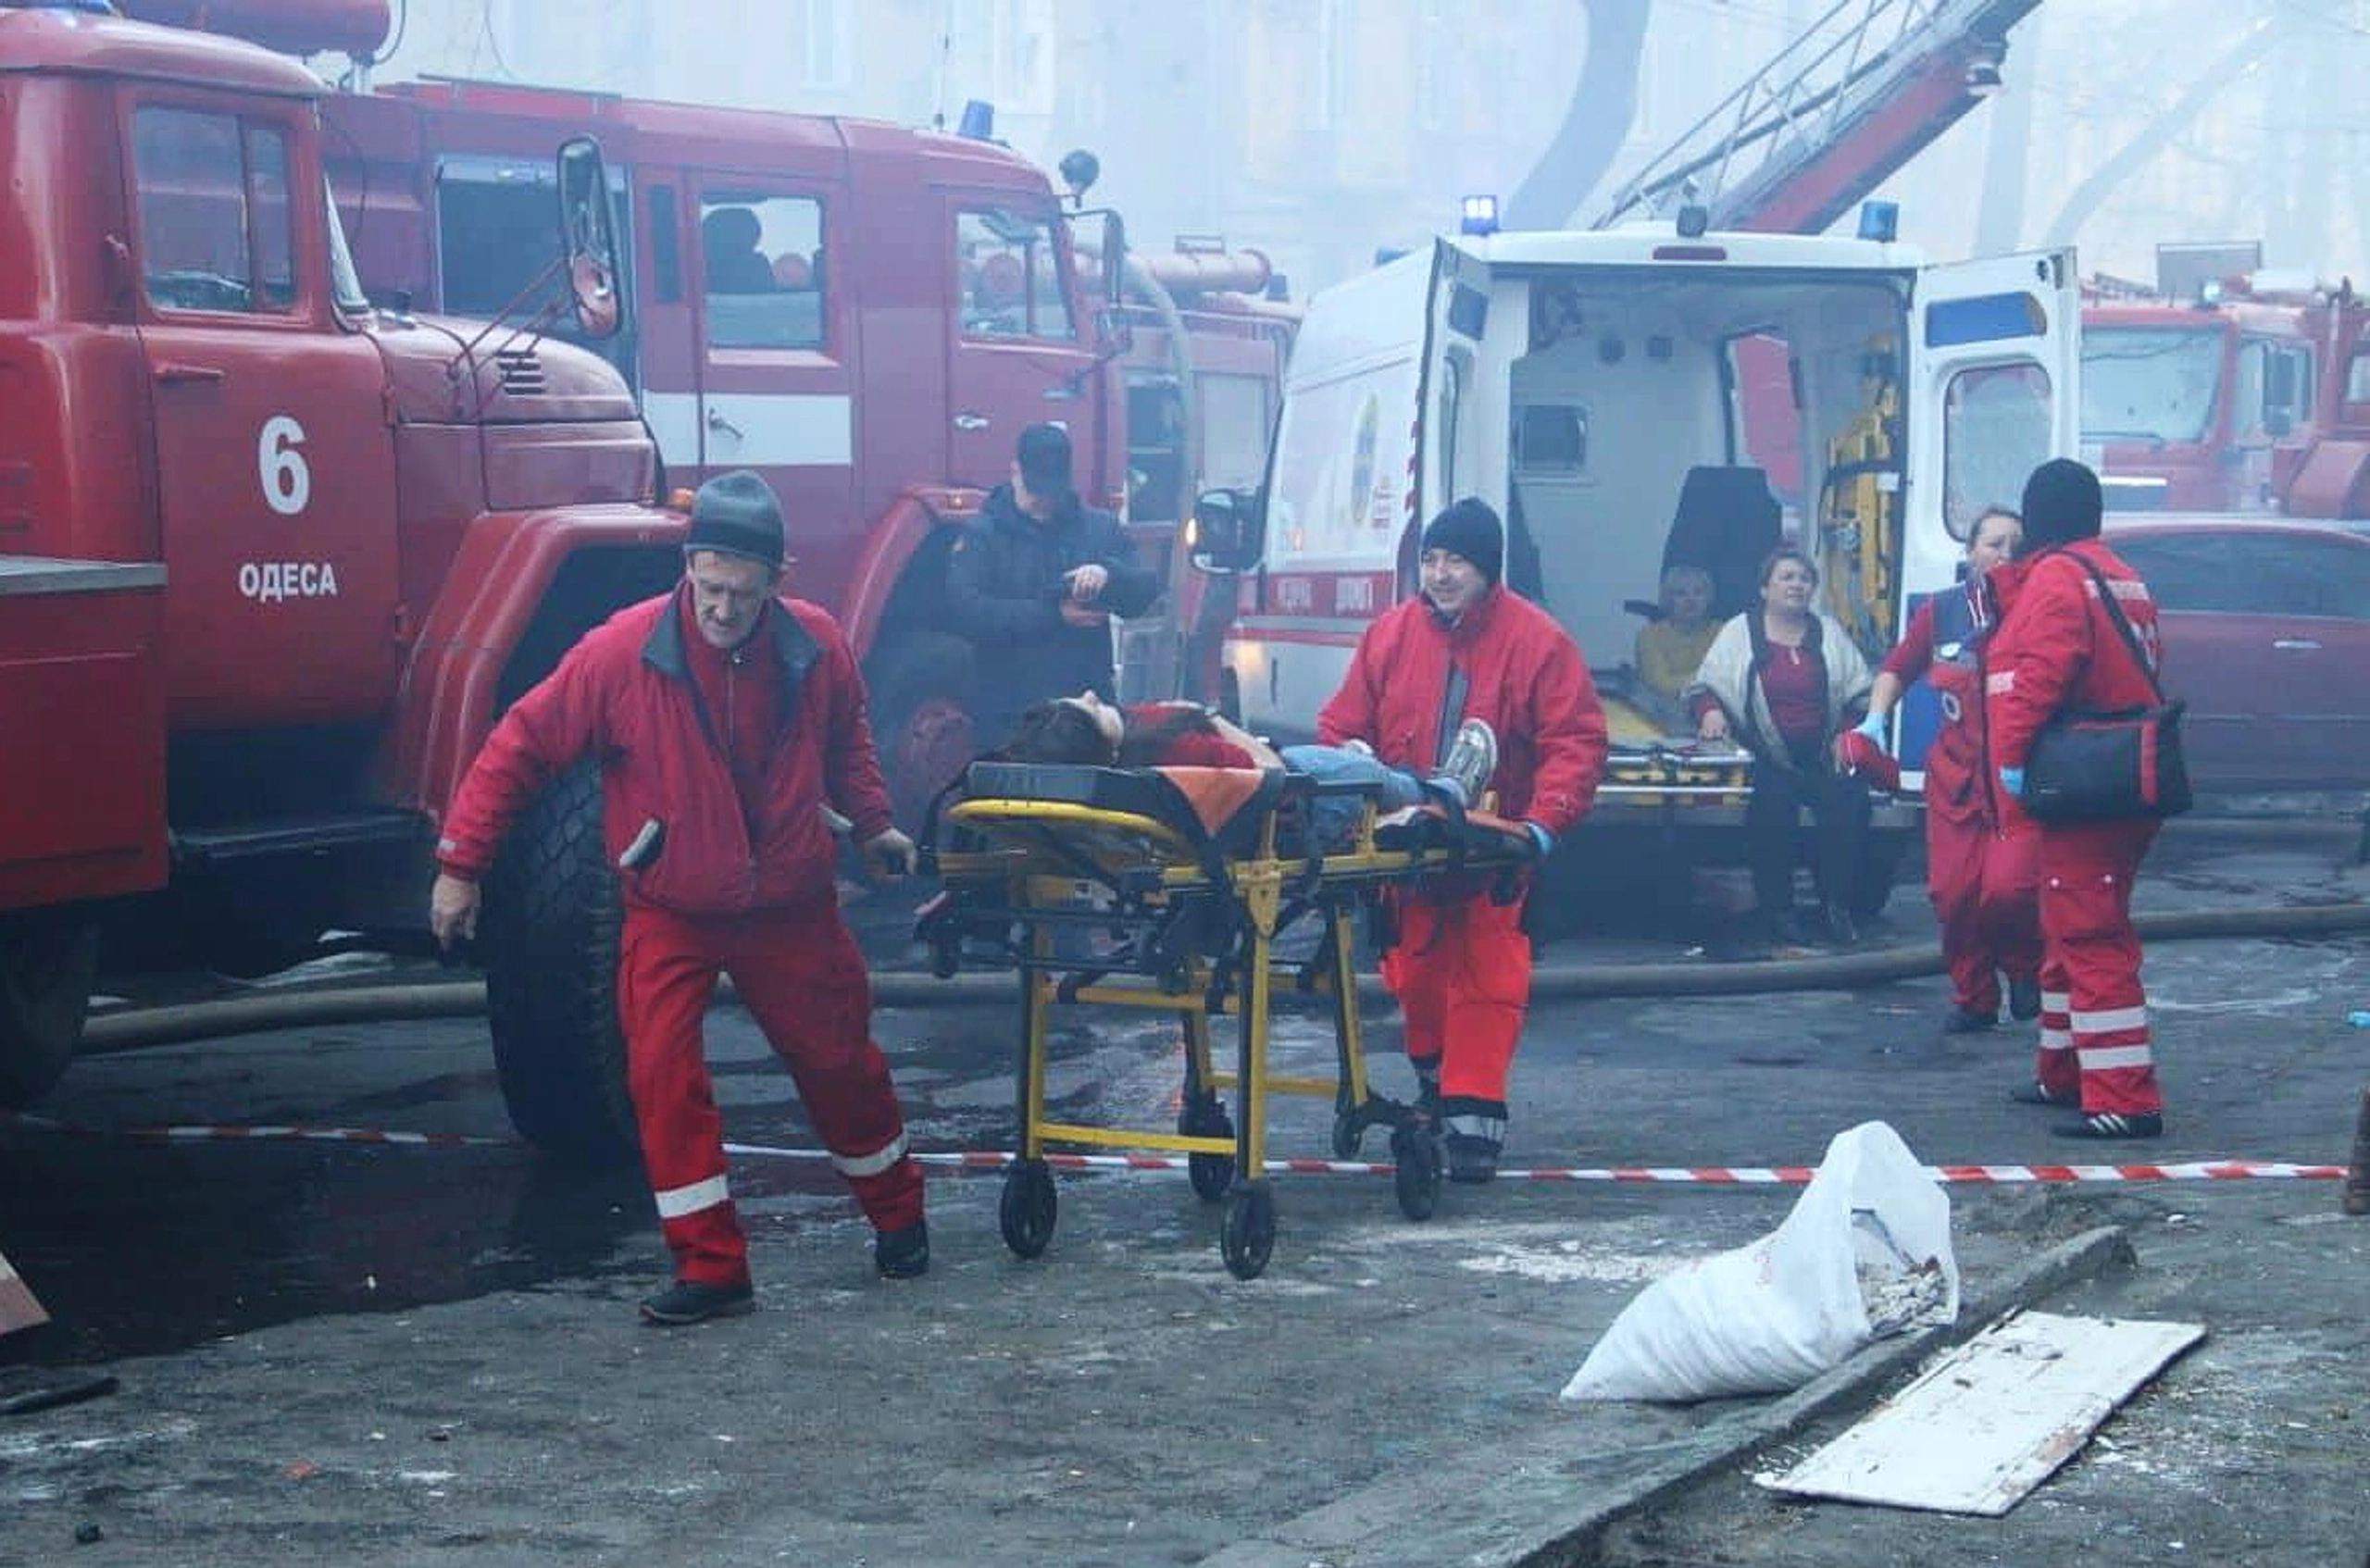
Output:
[1192, 1224, 2137, 1568]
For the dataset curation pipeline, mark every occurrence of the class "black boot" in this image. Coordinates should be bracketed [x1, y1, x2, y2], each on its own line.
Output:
[2008, 975, 2043, 1021]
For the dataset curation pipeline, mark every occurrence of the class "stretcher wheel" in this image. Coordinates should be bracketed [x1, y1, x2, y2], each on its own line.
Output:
[1391, 1126, 1442, 1222]
[1219, 1184, 1276, 1280]
[1180, 1098, 1235, 1202]
[1330, 1109, 1364, 1161]
[999, 1159, 1058, 1258]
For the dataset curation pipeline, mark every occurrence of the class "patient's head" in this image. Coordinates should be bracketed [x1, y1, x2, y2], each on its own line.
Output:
[1658, 564, 1714, 628]
[1001, 696, 1119, 765]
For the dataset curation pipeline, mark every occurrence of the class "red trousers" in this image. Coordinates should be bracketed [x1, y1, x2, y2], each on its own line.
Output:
[1382, 889, 1530, 1154]
[1925, 799, 2041, 1015]
[616, 902, 924, 1287]
[2030, 819, 2163, 1116]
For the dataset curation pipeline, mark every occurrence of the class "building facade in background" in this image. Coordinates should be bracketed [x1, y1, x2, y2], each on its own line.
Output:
[369, 0, 2370, 299]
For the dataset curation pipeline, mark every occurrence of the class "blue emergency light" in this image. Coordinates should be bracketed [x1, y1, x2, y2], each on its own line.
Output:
[957, 100, 995, 141]
[1857, 200, 1901, 243]
[1460, 194, 1500, 237]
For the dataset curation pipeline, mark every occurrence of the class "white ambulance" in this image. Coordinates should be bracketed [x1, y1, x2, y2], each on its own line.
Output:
[1190, 212, 2079, 919]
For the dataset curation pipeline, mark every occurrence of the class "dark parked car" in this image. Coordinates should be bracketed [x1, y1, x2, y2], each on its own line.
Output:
[2102, 517, 2370, 793]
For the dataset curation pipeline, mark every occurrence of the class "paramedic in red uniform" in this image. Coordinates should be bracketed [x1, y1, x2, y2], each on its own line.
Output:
[1986, 458, 2168, 1139]
[1317, 498, 1608, 1182]
[429, 471, 931, 1324]
[1858, 505, 2041, 1035]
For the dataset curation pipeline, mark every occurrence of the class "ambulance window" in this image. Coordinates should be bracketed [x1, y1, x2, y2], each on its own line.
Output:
[132, 106, 294, 316]
[1431, 355, 1450, 497]
[1940, 361, 2051, 541]
[700, 193, 826, 351]
[958, 208, 1074, 342]
[1514, 404, 1588, 476]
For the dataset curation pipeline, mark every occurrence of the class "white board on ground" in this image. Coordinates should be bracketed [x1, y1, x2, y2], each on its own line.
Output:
[1761, 1309, 2205, 1516]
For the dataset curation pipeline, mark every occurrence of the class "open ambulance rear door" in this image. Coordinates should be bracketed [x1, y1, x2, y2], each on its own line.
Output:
[1896, 246, 2080, 783]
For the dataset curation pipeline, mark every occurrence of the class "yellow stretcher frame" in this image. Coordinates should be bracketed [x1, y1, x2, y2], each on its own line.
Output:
[919, 762, 1535, 1279]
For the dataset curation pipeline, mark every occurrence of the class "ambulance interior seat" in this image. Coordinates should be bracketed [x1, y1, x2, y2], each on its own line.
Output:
[1624, 466, 1780, 624]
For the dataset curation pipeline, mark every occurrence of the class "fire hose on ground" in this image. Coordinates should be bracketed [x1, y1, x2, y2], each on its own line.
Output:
[76, 900, 2370, 1049]
[31, 899, 2370, 1206]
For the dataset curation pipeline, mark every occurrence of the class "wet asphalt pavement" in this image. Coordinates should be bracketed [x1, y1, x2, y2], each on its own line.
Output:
[0, 815, 2366, 1565]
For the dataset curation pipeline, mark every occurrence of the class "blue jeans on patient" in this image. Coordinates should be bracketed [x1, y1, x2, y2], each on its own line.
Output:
[1279, 745, 1428, 849]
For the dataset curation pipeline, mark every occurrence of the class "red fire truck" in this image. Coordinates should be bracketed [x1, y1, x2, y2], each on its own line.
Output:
[0, 0, 686, 1156]
[2081, 263, 2331, 513]
[2081, 259, 2370, 519]
[111, 0, 1290, 811]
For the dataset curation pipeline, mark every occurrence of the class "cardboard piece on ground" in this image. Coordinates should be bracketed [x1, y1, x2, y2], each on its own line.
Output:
[0, 1246, 46, 1337]
[1761, 1309, 2205, 1516]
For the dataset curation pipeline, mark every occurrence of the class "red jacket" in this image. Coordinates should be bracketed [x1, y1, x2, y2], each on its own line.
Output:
[1986, 540, 2164, 772]
[437, 588, 894, 915]
[1880, 578, 2002, 817]
[1316, 585, 1607, 837]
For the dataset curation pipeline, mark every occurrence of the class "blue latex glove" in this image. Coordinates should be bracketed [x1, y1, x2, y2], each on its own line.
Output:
[1523, 822, 1555, 861]
[1853, 711, 1890, 747]
[1999, 765, 2027, 799]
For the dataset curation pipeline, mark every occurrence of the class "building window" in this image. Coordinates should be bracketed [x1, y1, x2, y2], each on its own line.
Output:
[1416, 0, 1448, 132]
[799, 0, 853, 91]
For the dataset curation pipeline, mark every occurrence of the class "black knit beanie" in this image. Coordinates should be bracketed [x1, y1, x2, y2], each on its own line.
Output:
[1420, 497, 1504, 585]
[2018, 458, 2103, 552]
[684, 469, 786, 566]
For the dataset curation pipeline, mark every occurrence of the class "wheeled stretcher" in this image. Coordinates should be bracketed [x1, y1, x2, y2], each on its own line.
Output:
[917, 760, 1537, 1279]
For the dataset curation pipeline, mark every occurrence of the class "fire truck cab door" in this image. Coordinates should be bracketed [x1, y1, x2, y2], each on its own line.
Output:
[1896, 248, 2079, 778]
[675, 180, 855, 589]
[125, 93, 402, 728]
[943, 193, 1100, 495]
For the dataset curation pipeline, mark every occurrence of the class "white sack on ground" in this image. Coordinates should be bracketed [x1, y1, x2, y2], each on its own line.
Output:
[1559, 1120, 1959, 1403]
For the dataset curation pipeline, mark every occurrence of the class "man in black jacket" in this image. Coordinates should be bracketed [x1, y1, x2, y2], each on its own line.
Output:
[946, 422, 1160, 743]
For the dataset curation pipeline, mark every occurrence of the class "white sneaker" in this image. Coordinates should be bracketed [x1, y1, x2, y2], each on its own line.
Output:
[1433, 717, 1498, 808]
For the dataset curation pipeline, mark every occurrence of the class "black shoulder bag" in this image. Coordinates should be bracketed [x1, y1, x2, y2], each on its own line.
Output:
[2021, 556, 2192, 824]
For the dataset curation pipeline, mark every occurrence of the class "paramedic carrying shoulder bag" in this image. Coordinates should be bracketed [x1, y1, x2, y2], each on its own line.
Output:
[2021, 554, 2192, 824]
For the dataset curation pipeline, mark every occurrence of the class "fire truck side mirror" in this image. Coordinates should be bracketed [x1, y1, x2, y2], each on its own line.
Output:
[1097, 210, 1126, 306]
[556, 136, 624, 342]
[1189, 489, 1263, 574]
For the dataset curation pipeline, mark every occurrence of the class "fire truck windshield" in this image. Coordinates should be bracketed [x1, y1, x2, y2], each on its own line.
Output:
[2081, 324, 2224, 445]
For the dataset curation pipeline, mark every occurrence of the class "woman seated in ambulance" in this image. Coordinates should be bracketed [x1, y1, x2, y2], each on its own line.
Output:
[1632, 563, 1719, 720]
[1685, 547, 1878, 947]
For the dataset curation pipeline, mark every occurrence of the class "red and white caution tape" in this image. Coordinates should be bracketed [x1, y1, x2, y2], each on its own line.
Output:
[726, 1141, 2346, 1185]
[6, 1117, 2343, 1184]
[1, 1113, 508, 1149]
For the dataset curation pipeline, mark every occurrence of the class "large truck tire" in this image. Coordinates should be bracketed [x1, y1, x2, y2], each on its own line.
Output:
[871, 631, 979, 831]
[480, 761, 640, 1166]
[0, 908, 99, 1107]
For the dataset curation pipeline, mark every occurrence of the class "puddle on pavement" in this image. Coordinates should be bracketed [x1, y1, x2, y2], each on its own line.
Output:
[0, 1135, 654, 1369]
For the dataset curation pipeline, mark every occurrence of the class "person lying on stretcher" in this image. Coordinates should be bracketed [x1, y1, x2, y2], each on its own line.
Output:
[996, 692, 1501, 850]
